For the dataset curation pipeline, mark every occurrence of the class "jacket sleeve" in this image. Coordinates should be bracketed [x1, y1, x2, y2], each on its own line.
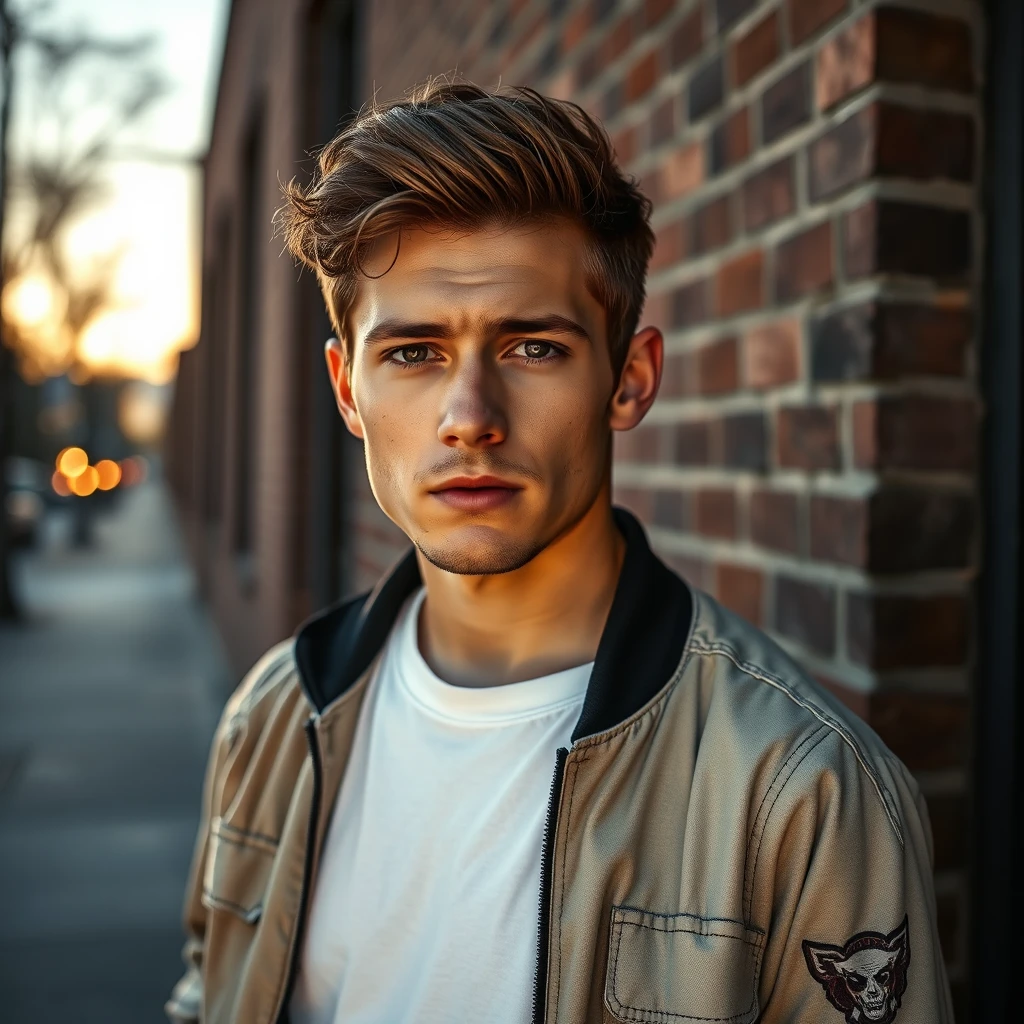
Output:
[755, 727, 955, 1024]
[164, 699, 238, 1024]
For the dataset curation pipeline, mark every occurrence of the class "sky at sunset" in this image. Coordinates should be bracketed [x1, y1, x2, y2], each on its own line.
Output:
[6, 0, 230, 382]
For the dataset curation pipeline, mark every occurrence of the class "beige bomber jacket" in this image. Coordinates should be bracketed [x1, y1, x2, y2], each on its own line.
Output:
[166, 507, 954, 1024]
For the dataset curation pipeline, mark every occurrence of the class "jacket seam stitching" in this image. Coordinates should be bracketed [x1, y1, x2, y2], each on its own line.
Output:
[613, 907, 765, 934]
[200, 889, 262, 921]
[743, 725, 830, 922]
[607, 915, 763, 1022]
[686, 639, 905, 848]
[571, 641, 693, 752]
[212, 819, 280, 854]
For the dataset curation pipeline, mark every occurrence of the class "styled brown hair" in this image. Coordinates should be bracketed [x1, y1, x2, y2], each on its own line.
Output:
[279, 78, 654, 378]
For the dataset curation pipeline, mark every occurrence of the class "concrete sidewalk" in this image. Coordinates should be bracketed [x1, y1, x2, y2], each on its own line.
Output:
[0, 478, 232, 1023]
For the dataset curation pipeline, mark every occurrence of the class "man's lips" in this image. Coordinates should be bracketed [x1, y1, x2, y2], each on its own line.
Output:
[428, 476, 522, 511]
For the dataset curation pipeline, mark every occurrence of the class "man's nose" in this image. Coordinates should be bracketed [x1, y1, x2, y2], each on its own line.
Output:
[437, 357, 508, 449]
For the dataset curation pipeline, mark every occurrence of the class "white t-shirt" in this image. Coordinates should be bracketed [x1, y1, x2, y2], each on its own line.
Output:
[289, 586, 592, 1024]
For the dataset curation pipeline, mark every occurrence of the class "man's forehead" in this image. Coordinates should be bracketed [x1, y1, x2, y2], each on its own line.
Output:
[352, 221, 601, 337]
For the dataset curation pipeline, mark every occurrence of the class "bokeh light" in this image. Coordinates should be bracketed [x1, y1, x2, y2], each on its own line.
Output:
[51, 470, 71, 497]
[95, 459, 121, 491]
[69, 465, 99, 497]
[57, 447, 89, 479]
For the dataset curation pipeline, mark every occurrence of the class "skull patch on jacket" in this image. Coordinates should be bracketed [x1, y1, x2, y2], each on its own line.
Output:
[802, 916, 910, 1023]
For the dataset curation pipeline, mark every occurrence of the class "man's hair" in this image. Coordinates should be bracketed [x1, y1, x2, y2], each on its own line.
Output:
[279, 78, 654, 379]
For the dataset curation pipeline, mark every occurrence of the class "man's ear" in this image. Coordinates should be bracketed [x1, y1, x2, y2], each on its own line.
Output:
[324, 337, 364, 440]
[608, 326, 663, 432]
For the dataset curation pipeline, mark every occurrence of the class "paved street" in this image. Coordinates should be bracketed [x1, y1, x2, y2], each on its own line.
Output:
[0, 477, 233, 1023]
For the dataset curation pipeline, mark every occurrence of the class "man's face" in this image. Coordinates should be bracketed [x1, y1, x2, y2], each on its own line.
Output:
[332, 220, 635, 576]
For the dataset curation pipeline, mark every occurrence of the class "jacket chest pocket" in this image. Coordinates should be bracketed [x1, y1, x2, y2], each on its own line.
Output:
[201, 817, 279, 925]
[604, 907, 763, 1023]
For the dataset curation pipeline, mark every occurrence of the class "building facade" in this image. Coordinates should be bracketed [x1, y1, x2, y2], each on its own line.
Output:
[166, 1, 1023, 1018]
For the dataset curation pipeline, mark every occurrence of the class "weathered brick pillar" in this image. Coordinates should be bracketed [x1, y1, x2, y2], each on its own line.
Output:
[594, 2, 980, 1012]
[360, 1, 983, 1008]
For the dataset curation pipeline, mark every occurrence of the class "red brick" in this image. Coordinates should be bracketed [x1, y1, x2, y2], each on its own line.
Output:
[811, 301, 970, 381]
[644, 0, 675, 31]
[750, 488, 800, 554]
[614, 424, 665, 463]
[689, 194, 733, 256]
[717, 0, 758, 32]
[656, 141, 705, 200]
[853, 395, 978, 473]
[843, 199, 971, 282]
[815, 13, 876, 110]
[603, 11, 635, 63]
[689, 53, 725, 122]
[660, 351, 687, 398]
[774, 221, 833, 303]
[809, 495, 867, 566]
[563, 6, 592, 50]
[673, 420, 711, 465]
[649, 95, 678, 147]
[733, 11, 779, 87]
[875, 103, 974, 182]
[695, 487, 738, 539]
[716, 249, 764, 316]
[695, 336, 739, 394]
[507, 11, 545, 63]
[611, 124, 639, 164]
[774, 575, 836, 656]
[788, 0, 846, 46]
[847, 591, 969, 670]
[650, 219, 686, 272]
[708, 106, 751, 173]
[652, 487, 689, 531]
[761, 60, 811, 144]
[667, 7, 703, 70]
[867, 691, 968, 772]
[817, 8, 974, 111]
[743, 156, 795, 231]
[868, 487, 974, 574]
[716, 563, 764, 626]
[809, 103, 976, 201]
[670, 277, 710, 329]
[777, 405, 840, 471]
[743, 318, 801, 389]
[626, 49, 660, 101]
[719, 411, 768, 471]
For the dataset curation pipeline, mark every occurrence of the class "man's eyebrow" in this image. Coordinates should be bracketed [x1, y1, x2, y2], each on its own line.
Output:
[362, 319, 454, 346]
[361, 314, 591, 347]
[495, 315, 591, 343]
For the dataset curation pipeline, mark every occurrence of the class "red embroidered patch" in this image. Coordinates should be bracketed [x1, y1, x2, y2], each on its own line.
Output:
[802, 915, 910, 1023]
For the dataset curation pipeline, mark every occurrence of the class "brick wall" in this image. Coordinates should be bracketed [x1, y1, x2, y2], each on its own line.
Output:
[360, 0, 984, 1010]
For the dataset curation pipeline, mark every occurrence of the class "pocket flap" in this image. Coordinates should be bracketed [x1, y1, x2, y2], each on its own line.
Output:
[605, 906, 764, 1023]
[201, 817, 278, 925]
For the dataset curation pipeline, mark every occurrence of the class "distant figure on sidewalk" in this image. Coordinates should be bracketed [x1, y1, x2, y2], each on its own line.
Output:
[166, 80, 953, 1024]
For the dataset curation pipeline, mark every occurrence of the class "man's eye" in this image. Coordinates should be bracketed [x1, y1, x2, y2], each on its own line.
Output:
[388, 345, 433, 366]
[515, 340, 560, 361]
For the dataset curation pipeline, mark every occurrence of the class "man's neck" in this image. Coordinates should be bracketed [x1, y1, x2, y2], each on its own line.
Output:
[414, 498, 626, 688]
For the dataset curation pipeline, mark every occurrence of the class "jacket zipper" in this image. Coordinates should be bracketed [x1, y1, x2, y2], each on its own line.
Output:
[532, 745, 568, 1024]
[273, 717, 324, 1024]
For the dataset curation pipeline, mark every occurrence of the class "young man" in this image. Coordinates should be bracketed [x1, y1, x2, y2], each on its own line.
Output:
[167, 81, 954, 1024]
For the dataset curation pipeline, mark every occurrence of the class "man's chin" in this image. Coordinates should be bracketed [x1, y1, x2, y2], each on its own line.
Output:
[413, 530, 546, 577]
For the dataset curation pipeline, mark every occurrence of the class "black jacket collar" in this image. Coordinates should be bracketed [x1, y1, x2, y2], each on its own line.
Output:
[293, 506, 693, 742]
